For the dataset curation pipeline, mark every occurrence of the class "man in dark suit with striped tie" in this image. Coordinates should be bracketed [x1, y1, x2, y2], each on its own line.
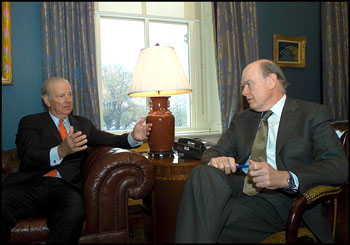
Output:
[1, 77, 152, 243]
[174, 59, 347, 243]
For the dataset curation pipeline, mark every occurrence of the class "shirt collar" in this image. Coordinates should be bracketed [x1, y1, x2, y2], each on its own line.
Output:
[49, 111, 69, 126]
[269, 94, 286, 118]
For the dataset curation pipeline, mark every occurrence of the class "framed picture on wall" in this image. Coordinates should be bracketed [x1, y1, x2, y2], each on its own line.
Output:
[2, 2, 13, 85]
[273, 34, 306, 68]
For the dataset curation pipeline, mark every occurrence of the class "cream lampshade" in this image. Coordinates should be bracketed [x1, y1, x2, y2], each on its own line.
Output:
[128, 45, 192, 157]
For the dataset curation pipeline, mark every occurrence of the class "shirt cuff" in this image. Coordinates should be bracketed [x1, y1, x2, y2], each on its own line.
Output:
[289, 171, 299, 191]
[50, 146, 63, 166]
[49, 147, 62, 178]
[128, 133, 143, 147]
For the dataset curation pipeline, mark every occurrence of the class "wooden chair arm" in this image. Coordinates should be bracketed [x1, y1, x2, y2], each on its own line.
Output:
[285, 185, 342, 243]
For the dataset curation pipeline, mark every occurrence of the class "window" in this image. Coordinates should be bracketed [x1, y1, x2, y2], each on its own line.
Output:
[149, 21, 191, 128]
[99, 18, 146, 131]
[95, 2, 221, 137]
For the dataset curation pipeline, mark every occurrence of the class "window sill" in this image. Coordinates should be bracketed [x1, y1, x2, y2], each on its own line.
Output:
[109, 129, 222, 144]
[175, 130, 221, 138]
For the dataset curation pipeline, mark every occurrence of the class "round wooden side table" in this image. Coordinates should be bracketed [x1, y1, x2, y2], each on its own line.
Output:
[142, 153, 200, 243]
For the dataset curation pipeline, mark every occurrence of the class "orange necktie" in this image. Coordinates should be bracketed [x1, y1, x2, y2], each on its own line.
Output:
[43, 119, 67, 177]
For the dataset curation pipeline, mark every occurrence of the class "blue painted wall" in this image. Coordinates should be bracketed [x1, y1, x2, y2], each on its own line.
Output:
[1, 2, 43, 150]
[1, 2, 322, 150]
[256, 2, 321, 104]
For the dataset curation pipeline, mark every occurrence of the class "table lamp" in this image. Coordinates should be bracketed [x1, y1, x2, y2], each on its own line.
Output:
[128, 45, 192, 157]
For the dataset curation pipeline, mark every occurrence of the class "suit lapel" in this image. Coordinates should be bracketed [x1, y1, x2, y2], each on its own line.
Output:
[42, 113, 83, 142]
[68, 114, 83, 134]
[42, 112, 62, 142]
[276, 98, 300, 156]
[242, 110, 261, 161]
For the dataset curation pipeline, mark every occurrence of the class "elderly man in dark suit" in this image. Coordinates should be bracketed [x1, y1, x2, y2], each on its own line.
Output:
[1, 77, 152, 243]
[174, 59, 347, 243]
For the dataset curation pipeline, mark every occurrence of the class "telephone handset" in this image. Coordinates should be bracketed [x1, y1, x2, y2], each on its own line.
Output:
[173, 137, 215, 159]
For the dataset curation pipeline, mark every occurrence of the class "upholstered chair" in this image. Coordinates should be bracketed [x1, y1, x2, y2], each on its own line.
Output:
[2, 146, 154, 244]
[262, 121, 348, 243]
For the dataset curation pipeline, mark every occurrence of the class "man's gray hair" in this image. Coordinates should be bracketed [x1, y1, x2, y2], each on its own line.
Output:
[41, 77, 70, 97]
[260, 60, 289, 93]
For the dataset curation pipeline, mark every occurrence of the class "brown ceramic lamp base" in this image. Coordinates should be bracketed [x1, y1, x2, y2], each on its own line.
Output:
[148, 150, 174, 158]
[146, 96, 175, 157]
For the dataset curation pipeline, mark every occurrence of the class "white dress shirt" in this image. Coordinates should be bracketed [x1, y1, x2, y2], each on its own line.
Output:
[243, 95, 299, 190]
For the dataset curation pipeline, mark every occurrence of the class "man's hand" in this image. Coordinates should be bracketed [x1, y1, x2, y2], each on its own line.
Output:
[248, 160, 290, 189]
[58, 126, 88, 159]
[131, 117, 152, 141]
[209, 156, 237, 174]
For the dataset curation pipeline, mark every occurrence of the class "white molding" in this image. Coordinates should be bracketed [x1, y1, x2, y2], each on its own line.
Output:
[95, 11, 200, 23]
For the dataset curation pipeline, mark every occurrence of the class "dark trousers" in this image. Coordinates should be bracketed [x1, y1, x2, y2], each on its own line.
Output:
[1, 176, 85, 244]
[174, 165, 296, 243]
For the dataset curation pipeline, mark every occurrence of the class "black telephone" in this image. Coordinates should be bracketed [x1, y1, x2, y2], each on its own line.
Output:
[173, 137, 215, 159]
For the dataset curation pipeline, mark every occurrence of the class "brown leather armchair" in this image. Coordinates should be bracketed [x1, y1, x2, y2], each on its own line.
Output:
[2, 146, 154, 244]
[262, 120, 348, 243]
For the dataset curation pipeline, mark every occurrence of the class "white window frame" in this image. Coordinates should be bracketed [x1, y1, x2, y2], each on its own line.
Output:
[94, 2, 222, 140]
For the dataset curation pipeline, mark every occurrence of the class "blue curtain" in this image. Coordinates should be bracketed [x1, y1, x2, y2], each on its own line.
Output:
[40, 2, 100, 128]
[321, 2, 349, 121]
[212, 2, 259, 131]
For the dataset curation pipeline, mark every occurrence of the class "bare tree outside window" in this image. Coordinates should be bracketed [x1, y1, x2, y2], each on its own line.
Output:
[101, 64, 146, 130]
[99, 17, 190, 132]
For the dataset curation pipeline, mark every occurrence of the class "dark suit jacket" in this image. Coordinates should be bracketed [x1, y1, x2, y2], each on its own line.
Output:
[3, 112, 133, 191]
[201, 97, 348, 243]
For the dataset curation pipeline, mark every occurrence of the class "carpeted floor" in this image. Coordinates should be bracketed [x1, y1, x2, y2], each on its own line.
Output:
[128, 205, 147, 243]
[129, 222, 145, 243]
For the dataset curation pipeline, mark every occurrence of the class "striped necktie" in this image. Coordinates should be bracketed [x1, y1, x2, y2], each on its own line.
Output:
[43, 119, 67, 177]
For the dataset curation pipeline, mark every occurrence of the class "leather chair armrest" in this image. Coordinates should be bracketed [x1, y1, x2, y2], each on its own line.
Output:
[286, 185, 342, 243]
[81, 146, 154, 235]
[2, 149, 20, 182]
[303, 185, 342, 204]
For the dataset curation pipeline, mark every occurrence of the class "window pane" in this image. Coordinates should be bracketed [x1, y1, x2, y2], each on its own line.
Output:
[146, 2, 185, 18]
[98, 2, 142, 15]
[149, 21, 191, 127]
[100, 18, 147, 131]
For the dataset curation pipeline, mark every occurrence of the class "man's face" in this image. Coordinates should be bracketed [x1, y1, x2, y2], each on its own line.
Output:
[241, 63, 272, 112]
[43, 81, 73, 119]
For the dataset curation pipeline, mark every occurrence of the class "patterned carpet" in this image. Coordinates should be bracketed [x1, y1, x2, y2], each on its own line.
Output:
[129, 222, 145, 243]
[129, 205, 147, 243]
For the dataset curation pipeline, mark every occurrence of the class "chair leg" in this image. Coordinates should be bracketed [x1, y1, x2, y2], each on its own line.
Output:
[286, 196, 307, 243]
